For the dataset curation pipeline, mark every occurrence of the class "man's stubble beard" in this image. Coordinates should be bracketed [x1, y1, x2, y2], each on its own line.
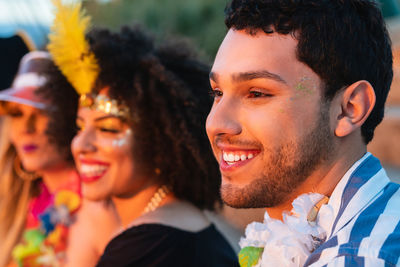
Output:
[221, 104, 335, 208]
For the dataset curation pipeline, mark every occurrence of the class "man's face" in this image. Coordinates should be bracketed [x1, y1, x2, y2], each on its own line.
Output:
[206, 29, 335, 208]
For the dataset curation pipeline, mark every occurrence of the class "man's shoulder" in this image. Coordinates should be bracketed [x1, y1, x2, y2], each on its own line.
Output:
[305, 181, 400, 266]
[361, 180, 400, 215]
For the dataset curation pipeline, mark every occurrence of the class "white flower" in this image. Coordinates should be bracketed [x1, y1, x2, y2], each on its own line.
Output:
[239, 222, 271, 248]
[239, 193, 334, 267]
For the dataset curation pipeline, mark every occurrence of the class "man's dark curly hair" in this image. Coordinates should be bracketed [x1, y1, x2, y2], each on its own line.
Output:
[36, 57, 79, 163]
[87, 25, 220, 210]
[225, 0, 393, 144]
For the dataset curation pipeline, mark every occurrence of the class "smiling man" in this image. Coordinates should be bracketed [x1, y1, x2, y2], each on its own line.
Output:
[206, 0, 400, 266]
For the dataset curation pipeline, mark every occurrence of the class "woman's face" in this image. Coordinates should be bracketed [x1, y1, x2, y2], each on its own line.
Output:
[71, 104, 147, 201]
[6, 102, 65, 172]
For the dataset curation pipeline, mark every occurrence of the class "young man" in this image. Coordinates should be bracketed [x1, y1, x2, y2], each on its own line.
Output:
[206, 0, 400, 265]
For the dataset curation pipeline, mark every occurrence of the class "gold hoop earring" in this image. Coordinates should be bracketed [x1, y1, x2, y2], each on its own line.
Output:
[13, 156, 40, 181]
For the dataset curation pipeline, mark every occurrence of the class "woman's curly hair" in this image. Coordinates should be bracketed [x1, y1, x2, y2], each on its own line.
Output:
[87, 25, 220, 210]
[36, 58, 79, 163]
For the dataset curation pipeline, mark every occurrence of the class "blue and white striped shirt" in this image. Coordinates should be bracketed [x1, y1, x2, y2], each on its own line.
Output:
[304, 152, 400, 266]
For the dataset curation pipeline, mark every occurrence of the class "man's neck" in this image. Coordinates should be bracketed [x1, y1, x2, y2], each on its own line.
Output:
[266, 140, 367, 221]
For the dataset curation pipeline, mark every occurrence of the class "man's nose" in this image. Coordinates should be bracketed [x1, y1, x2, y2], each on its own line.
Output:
[206, 97, 242, 139]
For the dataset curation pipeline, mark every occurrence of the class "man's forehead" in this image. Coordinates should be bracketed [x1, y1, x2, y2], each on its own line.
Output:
[214, 29, 298, 60]
[211, 30, 300, 83]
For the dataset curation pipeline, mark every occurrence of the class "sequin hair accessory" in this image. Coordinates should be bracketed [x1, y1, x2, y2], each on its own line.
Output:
[79, 93, 131, 120]
[47, 0, 130, 120]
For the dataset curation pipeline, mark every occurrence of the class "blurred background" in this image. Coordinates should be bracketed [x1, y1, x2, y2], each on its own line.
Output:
[0, 0, 399, 229]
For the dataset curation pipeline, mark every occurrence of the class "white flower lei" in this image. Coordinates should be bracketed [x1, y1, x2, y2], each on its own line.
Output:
[239, 193, 334, 267]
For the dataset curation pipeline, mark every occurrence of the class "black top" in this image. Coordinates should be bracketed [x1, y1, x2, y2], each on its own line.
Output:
[96, 223, 239, 267]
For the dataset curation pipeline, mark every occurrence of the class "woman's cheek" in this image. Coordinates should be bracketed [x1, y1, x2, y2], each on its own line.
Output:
[100, 129, 133, 153]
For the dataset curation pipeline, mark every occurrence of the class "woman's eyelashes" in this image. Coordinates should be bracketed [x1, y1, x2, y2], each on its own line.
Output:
[98, 127, 121, 134]
[75, 124, 122, 134]
[6, 106, 23, 117]
[8, 110, 22, 117]
[95, 119, 124, 134]
[75, 117, 125, 135]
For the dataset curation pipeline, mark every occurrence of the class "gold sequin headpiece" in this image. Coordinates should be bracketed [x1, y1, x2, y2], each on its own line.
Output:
[79, 93, 131, 120]
[47, 0, 131, 120]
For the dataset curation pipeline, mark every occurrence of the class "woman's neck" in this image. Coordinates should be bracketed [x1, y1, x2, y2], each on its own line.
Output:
[39, 163, 76, 193]
[112, 184, 176, 229]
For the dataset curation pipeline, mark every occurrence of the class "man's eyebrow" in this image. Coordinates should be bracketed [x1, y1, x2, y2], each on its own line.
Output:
[233, 70, 287, 84]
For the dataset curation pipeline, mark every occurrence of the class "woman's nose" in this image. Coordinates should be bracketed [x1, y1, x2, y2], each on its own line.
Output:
[25, 114, 36, 134]
[71, 127, 97, 154]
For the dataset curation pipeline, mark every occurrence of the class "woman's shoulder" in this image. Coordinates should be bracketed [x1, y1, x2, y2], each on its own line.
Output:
[128, 201, 210, 232]
[97, 202, 239, 267]
[99, 223, 238, 267]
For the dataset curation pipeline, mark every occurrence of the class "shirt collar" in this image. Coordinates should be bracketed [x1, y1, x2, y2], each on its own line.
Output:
[326, 152, 391, 237]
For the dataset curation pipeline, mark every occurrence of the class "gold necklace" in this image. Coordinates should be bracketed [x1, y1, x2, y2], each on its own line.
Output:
[143, 185, 170, 214]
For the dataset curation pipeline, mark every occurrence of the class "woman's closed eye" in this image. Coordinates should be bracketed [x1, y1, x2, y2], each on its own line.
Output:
[7, 108, 23, 117]
[98, 127, 121, 134]
[75, 120, 85, 132]
[95, 119, 125, 134]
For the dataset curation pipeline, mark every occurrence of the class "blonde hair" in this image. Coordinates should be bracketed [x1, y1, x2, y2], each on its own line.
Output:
[0, 118, 38, 267]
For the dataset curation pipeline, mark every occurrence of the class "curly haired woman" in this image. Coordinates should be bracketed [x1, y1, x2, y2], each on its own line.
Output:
[67, 25, 239, 266]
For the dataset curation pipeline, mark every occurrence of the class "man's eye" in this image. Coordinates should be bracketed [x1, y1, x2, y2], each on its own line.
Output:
[209, 89, 223, 98]
[248, 91, 272, 98]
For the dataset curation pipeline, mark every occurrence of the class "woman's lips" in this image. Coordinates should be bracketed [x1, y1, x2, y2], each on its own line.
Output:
[80, 172, 107, 183]
[78, 159, 110, 183]
[22, 144, 38, 153]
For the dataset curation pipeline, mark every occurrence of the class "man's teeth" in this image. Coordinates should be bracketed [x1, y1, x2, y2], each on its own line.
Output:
[223, 151, 255, 164]
[80, 164, 108, 176]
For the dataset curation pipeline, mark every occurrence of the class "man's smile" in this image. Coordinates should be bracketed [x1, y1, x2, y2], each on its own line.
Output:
[217, 146, 261, 172]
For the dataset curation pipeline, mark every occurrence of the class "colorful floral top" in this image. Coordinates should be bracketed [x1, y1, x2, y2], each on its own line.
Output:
[12, 174, 81, 267]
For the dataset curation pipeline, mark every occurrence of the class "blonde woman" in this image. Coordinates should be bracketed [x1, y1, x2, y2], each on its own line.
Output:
[0, 51, 119, 267]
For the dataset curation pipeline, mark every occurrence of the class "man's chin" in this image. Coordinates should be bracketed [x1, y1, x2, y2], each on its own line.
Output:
[220, 183, 273, 209]
[220, 176, 290, 209]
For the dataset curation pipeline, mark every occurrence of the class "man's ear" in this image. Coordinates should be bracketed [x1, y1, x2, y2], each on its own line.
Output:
[334, 80, 376, 137]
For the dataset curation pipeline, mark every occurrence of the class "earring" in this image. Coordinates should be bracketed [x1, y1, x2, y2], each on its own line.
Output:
[13, 156, 40, 181]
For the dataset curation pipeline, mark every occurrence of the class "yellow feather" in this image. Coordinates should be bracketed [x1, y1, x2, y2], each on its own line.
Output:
[47, 0, 99, 95]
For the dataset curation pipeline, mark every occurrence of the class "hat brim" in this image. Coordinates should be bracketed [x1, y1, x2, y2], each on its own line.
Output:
[0, 87, 48, 111]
